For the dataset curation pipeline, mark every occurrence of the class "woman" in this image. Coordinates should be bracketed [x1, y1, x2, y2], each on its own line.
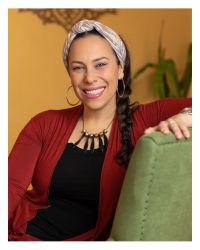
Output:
[9, 19, 192, 241]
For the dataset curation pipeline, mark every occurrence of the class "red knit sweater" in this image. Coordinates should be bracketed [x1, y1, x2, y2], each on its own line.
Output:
[8, 98, 192, 241]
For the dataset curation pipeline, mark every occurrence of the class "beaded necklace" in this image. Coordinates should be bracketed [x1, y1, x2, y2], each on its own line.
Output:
[73, 116, 113, 152]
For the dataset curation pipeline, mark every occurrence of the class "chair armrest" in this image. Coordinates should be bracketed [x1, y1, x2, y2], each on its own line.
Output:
[109, 129, 192, 241]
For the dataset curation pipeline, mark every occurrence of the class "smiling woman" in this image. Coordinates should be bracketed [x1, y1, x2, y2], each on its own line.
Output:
[68, 35, 122, 115]
[67, 33, 123, 151]
[8, 19, 192, 241]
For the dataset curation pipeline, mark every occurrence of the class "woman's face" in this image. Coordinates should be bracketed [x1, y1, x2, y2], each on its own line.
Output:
[67, 35, 124, 111]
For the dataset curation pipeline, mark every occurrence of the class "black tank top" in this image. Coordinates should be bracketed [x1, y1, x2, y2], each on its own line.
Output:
[26, 143, 107, 241]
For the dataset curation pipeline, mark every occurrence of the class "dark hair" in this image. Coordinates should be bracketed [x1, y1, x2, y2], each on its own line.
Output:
[115, 36, 139, 166]
[67, 29, 139, 166]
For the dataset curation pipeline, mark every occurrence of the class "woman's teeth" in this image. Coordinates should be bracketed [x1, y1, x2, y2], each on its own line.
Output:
[84, 87, 105, 95]
[83, 87, 105, 99]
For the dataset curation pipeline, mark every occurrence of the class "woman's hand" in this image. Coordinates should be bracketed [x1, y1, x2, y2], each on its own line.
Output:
[144, 113, 192, 140]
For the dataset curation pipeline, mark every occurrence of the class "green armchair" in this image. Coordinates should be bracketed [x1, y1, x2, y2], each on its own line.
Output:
[109, 129, 192, 241]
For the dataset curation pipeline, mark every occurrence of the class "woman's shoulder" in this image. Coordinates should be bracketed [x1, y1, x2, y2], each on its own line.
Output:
[31, 105, 83, 121]
[26, 105, 83, 129]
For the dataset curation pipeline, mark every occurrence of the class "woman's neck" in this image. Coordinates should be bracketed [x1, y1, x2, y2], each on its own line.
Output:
[82, 103, 116, 133]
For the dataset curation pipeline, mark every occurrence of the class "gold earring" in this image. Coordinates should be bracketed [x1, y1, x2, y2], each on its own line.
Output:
[117, 79, 125, 98]
[66, 85, 80, 106]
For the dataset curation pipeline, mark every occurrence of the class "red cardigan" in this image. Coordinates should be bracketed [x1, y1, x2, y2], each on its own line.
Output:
[8, 98, 191, 241]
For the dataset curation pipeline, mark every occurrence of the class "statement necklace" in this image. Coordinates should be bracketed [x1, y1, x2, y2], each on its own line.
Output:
[73, 116, 114, 152]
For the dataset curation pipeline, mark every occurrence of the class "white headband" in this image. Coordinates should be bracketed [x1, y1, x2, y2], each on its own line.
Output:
[63, 19, 126, 68]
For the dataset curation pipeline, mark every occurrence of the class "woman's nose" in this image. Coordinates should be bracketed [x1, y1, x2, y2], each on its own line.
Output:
[84, 69, 97, 84]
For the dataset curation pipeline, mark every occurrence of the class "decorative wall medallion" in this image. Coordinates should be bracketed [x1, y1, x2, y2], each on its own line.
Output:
[19, 9, 117, 32]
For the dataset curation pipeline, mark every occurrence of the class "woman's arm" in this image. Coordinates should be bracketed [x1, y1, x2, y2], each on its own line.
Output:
[144, 99, 192, 139]
[145, 108, 192, 139]
[9, 115, 43, 220]
[132, 98, 192, 143]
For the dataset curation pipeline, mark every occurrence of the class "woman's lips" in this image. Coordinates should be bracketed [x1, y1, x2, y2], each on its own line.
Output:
[82, 87, 106, 99]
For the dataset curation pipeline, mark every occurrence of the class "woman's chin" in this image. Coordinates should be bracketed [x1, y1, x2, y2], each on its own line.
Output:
[83, 101, 105, 111]
[82, 97, 116, 112]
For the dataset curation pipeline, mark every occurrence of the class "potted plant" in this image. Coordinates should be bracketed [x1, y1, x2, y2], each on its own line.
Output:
[133, 23, 192, 98]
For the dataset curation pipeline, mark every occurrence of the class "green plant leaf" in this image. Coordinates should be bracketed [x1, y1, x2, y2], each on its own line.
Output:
[162, 59, 180, 97]
[154, 64, 166, 98]
[180, 43, 192, 97]
[133, 63, 155, 79]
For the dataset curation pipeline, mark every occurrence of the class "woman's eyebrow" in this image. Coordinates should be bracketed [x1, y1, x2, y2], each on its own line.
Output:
[71, 61, 84, 65]
[93, 57, 109, 62]
[71, 57, 109, 64]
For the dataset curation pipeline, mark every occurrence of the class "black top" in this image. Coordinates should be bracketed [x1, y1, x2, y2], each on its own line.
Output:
[26, 143, 107, 241]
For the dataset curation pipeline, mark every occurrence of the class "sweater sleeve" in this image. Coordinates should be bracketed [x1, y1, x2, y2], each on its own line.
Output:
[132, 97, 192, 143]
[140, 97, 191, 126]
[8, 114, 44, 220]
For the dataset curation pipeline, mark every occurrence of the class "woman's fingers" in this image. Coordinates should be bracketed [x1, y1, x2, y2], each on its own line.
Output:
[145, 121, 170, 135]
[179, 124, 191, 139]
[166, 119, 191, 139]
[158, 121, 170, 134]
[167, 119, 183, 139]
[144, 126, 157, 134]
[144, 119, 191, 140]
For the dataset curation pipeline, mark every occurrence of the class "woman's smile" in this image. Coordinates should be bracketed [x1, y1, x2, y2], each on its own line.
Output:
[81, 86, 106, 99]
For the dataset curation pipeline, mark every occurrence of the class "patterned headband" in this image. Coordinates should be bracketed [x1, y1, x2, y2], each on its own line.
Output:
[63, 19, 126, 68]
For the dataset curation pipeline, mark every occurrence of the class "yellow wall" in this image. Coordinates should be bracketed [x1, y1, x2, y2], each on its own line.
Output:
[8, 8, 192, 152]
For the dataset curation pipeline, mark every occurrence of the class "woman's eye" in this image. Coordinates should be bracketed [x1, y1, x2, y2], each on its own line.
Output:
[72, 66, 83, 71]
[96, 63, 107, 68]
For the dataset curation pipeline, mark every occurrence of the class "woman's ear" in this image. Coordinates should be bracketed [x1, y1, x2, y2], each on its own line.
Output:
[118, 65, 124, 80]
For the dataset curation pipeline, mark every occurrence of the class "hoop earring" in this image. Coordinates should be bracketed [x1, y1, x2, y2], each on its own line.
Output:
[117, 79, 125, 98]
[66, 85, 80, 106]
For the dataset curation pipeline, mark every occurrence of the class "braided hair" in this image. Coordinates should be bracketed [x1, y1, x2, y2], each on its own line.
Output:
[115, 37, 139, 166]
[66, 29, 139, 166]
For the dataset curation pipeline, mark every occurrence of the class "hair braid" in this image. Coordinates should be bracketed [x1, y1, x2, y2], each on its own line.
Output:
[116, 39, 139, 166]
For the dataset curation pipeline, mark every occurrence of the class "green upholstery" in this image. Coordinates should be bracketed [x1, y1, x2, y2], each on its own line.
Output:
[109, 129, 192, 241]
